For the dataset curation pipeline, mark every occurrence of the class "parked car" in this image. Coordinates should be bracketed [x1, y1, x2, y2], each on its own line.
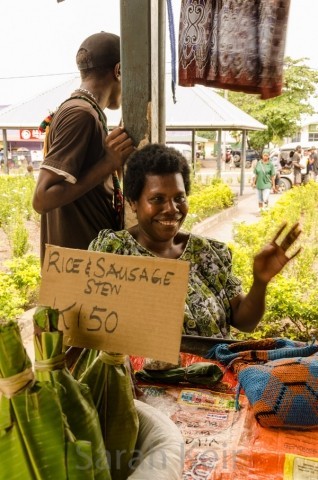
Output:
[231, 148, 260, 168]
[278, 141, 316, 165]
[278, 167, 294, 191]
[166, 143, 193, 166]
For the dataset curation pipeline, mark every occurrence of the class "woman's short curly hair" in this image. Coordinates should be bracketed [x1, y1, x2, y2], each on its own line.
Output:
[124, 143, 191, 202]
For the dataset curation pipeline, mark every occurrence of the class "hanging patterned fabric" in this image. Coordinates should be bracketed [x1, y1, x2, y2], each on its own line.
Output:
[178, 0, 291, 99]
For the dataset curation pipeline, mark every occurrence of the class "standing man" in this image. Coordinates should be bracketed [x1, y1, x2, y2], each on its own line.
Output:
[33, 32, 134, 264]
[308, 146, 318, 181]
[252, 151, 276, 212]
[291, 145, 304, 186]
[270, 150, 281, 191]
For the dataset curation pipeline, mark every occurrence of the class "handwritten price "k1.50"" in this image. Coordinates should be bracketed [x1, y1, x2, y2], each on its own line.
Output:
[59, 303, 119, 333]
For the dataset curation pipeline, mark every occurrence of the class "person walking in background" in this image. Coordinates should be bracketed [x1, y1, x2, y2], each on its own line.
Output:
[225, 148, 234, 170]
[291, 145, 304, 186]
[25, 164, 34, 178]
[33, 32, 134, 265]
[302, 148, 311, 184]
[252, 151, 276, 212]
[270, 150, 281, 191]
[308, 146, 318, 181]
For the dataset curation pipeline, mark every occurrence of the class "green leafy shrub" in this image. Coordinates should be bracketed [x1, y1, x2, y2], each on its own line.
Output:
[0, 254, 41, 321]
[0, 175, 36, 224]
[0, 175, 38, 258]
[5, 216, 30, 257]
[183, 178, 235, 230]
[0, 176, 41, 320]
[230, 182, 318, 341]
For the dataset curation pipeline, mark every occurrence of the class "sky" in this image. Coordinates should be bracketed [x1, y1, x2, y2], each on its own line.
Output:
[0, 0, 317, 106]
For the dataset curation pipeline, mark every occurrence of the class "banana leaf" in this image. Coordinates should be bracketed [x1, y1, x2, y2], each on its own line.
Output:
[33, 306, 111, 480]
[70, 347, 99, 380]
[135, 362, 223, 388]
[80, 352, 139, 480]
[0, 321, 70, 479]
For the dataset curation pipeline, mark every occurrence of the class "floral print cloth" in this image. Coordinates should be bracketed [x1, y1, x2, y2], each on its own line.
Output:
[89, 230, 242, 338]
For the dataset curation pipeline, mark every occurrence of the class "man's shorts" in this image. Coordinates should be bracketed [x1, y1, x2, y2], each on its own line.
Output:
[294, 171, 302, 185]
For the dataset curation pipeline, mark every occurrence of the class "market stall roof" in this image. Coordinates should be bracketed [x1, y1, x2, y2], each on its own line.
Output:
[166, 132, 208, 143]
[0, 76, 266, 132]
[166, 85, 266, 131]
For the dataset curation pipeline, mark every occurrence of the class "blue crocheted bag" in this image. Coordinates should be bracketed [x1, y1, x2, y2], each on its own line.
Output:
[206, 338, 318, 429]
[237, 354, 318, 429]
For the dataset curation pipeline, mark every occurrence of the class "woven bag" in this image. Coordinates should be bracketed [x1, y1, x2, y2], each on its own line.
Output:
[206, 338, 318, 429]
[237, 354, 318, 429]
[206, 338, 318, 369]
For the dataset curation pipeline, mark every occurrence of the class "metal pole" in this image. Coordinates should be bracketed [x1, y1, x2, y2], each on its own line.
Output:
[191, 130, 196, 172]
[222, 91, 228, 163]
[2, 129, 9, 174]
[158, 0, 166, 143]
[240, 130, 247, 195]
[217, 129, 222, 178]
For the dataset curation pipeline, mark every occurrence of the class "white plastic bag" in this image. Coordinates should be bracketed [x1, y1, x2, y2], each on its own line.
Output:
[128, 400, 184, 480]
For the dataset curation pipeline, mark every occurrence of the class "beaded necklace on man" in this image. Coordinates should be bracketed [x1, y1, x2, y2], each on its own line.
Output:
[75, 87, 99, 104]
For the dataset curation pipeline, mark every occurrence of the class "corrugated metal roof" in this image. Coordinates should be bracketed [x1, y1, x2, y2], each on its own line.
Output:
[167, 85, 266, 131]
[0, 77, 122, 129]
[0, 76, 266, 132]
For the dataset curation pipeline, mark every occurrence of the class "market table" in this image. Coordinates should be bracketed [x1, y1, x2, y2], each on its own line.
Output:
[131, 349, 318, 480]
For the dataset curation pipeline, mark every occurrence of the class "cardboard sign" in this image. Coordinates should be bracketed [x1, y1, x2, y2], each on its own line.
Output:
[39, 245, 190, 363]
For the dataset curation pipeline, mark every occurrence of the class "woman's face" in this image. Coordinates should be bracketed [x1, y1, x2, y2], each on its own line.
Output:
[130, 173, 189, 244]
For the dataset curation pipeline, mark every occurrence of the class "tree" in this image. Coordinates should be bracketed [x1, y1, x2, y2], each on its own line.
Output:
[225, 57, 318, 150]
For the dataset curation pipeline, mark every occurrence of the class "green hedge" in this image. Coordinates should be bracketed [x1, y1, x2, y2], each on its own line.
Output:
[229, 181, 318, 340]
[0, 255, 41, 320]
[0, 175, 40, 320]
[183, 178, 235, 230]
[0, 175, 38, 257]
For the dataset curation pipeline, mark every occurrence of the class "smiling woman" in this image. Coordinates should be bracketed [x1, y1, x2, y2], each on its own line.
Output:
[89, 143, 302, 339]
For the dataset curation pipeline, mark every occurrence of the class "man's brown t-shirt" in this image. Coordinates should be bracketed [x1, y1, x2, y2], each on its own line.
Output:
[40, 96, 118, 263]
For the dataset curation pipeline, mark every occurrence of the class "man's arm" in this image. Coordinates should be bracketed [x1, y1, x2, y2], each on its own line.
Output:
[33, 127, 133, 214]
[251, 166, 257, 188]
[292, 152, 301, 168]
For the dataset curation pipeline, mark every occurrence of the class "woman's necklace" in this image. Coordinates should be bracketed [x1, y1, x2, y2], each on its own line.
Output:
[76, 87, 99, 105]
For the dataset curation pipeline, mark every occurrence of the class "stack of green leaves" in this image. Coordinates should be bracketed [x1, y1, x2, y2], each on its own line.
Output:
[33, 306, 111, 480]
[70, 347, 99, 380]
[135, 362, 223, 388]
[0, 320, 94, 480]
[80, 352, 139, 480]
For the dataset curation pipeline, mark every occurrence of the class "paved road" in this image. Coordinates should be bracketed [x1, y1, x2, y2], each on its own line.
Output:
[192, 184, 282, 243]
[197, 162, 255, 192]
